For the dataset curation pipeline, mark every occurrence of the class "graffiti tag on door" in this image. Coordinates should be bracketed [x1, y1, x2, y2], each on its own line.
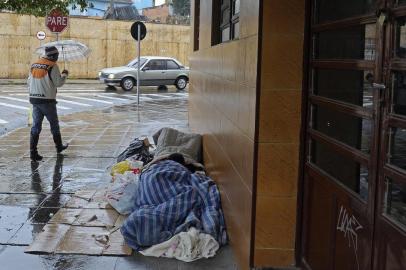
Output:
[336, 205, 363, 270]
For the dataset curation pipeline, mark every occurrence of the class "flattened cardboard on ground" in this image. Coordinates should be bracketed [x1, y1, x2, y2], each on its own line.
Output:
[49, 208, 82, 224]
[72, 189, 97, 201]
[49, 208, 119, 227]
[103, 228, 132, 255]
[26, 187, 132, 256]
[25, 224, 70, 254]
[65, 188, 112, 209]
[56, 226, 107, 255]
[73, 209, 119, 227]
[26, 224, 132, 256]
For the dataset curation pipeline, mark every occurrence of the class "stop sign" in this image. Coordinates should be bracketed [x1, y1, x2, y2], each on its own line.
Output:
[46, 9, 69, 33]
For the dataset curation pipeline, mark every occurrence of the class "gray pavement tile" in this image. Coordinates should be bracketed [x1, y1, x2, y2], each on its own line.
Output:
[0, 206, 31, 244]
[177, 246, 238, 270]
[0, 246, 47, 270]
[7, 223, 46, 246]
[114, 252, 180, 270]
[40, 254, 118, 270]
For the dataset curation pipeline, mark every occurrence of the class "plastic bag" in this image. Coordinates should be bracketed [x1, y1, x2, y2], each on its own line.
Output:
[117, 138, 153, 164]
[126, 157, 144, 173]
[106, 171, 140, 215]
[110, 160, 131, 176]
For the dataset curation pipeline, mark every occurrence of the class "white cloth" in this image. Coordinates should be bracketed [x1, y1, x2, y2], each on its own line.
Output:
[140, 227, 219, 262]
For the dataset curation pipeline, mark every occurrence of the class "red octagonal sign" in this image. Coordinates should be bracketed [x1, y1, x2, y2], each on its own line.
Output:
[46, 9, 69, 33]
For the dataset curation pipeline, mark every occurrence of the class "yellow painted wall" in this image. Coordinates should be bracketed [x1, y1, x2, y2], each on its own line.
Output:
[0, 13, 190, 79]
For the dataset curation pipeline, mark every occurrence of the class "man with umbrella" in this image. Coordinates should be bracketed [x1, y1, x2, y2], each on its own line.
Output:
[28, 46, 69, 161]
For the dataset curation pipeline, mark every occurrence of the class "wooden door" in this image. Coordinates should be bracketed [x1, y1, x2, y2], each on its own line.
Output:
[301, 0, 383, 269]
[373, 1, 406, 269]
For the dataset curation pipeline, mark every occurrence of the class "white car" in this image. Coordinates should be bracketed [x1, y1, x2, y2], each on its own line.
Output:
[98, 56, 190, 91]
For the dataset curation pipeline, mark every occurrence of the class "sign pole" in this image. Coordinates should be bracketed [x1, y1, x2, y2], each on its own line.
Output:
[137, 24, 141, 106]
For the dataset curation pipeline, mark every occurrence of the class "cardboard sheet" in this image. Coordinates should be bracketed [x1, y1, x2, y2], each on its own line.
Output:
[26, 187, 132, 256]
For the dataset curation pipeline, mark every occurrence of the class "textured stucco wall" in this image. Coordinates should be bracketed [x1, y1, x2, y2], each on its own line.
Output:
[0, 12, 190, 79]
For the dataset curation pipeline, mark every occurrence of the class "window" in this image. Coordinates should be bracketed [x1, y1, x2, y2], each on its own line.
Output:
[212, 0, 240, 45]
[145, 60, 166, 70]
[194, 0, 200, 51]
[166, 60, 180, 70]
[126, 58, 147, 67]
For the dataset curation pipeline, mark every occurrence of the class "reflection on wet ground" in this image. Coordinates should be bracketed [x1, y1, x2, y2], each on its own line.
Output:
[0, 99, 237, 269]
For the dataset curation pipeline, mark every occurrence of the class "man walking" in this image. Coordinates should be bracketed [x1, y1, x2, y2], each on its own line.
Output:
[28, 46, 69, 161]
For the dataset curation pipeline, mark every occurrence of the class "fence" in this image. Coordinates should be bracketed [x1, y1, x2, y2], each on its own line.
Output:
[0, 12, 191, 79]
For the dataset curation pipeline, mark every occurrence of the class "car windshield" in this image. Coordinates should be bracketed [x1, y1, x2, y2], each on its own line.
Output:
[126, 58, 147, 68]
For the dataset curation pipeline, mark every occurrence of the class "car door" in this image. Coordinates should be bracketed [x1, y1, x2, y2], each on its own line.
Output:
[140, 59, 167, 86]
[165, 59, 181, 84]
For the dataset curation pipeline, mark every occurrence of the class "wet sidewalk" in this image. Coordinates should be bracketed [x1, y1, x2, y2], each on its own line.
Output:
[0, 98, 237, 269]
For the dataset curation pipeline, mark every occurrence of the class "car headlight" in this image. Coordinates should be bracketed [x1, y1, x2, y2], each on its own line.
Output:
[98, 71, 102, 77]
[108, 74, 115, 79]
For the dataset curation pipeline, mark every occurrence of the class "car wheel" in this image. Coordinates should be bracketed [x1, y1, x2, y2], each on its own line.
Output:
[121, 77, 135, 91]
[175, 76, 188, 90]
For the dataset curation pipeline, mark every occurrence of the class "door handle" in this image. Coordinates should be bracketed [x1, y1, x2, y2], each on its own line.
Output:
[372, 83, 386, 90]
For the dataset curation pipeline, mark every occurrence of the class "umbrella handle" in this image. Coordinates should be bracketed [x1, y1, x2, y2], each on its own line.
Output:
[62, 45, 65, 70]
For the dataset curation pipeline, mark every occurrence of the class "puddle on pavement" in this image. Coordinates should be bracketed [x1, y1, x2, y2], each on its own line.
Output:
[30, 207, 60, 224]
[0, 194, 47, 207]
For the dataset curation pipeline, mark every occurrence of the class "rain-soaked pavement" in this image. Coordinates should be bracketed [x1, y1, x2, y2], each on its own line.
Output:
[0, 97, 237, 269]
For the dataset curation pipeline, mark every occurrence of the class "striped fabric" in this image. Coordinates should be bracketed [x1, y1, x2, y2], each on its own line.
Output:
[121, 160, 228, 251]
[35, 40, 91, 61]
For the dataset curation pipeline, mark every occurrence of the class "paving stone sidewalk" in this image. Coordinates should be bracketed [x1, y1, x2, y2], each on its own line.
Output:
[0, 97, 237, 269]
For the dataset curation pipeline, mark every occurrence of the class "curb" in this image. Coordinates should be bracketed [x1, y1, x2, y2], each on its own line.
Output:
[0, 80, 99, 85]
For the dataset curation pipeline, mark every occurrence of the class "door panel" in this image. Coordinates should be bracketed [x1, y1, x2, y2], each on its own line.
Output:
[373, 6, 406, 269]
[301, 0, 381, 269]
[302, 1, 406, 269]
[314, 0, 377, 24]
[140, 59, 168, 86]
[165, 60, 181, 83]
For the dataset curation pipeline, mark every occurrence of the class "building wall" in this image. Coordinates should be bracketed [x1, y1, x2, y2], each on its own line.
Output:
[189, 0, 259, 268]
[70, 0, 134, 16]
[254, 0, 305, 267]
[0, 12, 190, 79]
[142, 4, 171, 21]
[189, 0, 306, 269]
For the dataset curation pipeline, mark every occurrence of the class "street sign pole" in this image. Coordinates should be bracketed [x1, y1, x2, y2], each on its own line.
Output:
[137, 24, 140, 106]
[130, 21, 146, 106]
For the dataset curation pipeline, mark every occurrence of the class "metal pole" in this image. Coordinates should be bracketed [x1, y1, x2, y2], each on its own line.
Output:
[137, 24, 141, 105]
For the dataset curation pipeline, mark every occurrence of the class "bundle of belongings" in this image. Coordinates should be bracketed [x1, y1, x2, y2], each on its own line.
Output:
[106, 128, 228, 262]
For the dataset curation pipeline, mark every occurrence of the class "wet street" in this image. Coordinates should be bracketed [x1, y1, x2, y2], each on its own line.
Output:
[0, 81, 189, 136]
[0, 90, 237, 269]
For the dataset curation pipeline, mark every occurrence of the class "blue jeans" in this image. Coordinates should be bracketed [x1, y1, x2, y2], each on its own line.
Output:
[31, 103, 61, 137]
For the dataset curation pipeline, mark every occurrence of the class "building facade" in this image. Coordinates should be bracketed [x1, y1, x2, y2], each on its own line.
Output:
[189, 1, 406, 270]
[142, 2, 173, 22]
[69, 0, 134, 17]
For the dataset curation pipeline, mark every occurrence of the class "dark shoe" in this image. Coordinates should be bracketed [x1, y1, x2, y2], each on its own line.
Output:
[53, 133, 69, 153]
[30, 133, 42, 161]
[30, 151, 43, 161]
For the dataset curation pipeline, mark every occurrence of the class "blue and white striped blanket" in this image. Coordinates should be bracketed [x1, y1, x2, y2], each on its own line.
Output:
[121, 160, 228, 251]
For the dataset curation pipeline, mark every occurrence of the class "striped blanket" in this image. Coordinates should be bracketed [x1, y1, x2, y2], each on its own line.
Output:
[121, 160, 228, 251]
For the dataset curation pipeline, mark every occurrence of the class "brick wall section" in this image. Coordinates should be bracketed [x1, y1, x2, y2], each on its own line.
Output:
[142, 5, 170, 21]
